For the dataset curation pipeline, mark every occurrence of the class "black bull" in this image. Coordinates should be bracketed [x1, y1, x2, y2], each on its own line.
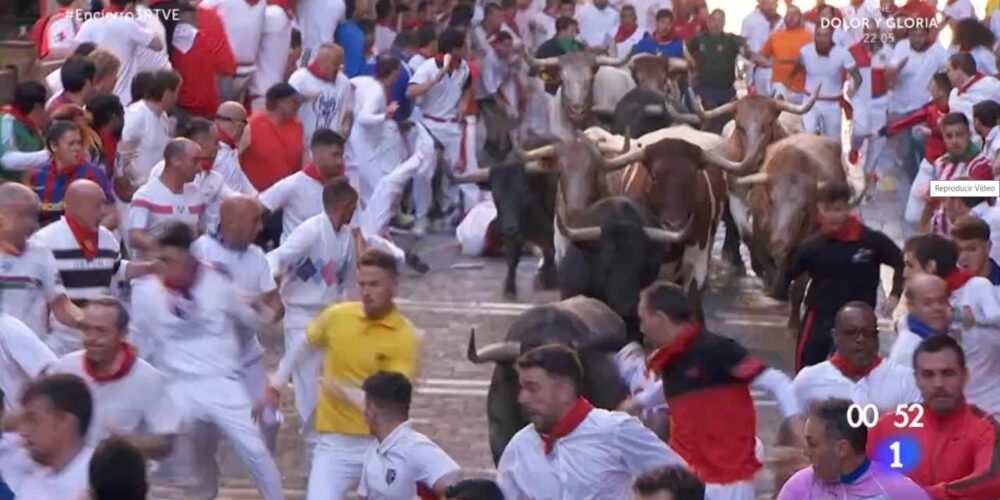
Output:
[467, 296, 629, 464]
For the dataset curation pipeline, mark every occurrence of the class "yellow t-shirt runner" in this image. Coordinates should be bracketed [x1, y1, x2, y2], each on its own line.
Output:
[306, 301, 421, 435]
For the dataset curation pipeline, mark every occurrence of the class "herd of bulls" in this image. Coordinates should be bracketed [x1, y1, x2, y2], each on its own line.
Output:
[458, 52, 870, 460]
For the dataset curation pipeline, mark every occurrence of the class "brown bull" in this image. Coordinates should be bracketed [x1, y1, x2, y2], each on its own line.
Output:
[735, 134, 865, 300]
[690, 90, 819, 276]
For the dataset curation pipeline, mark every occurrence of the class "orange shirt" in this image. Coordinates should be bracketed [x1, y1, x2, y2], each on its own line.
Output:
[240, 111, 304, 191]
[761, 28, 813, 92]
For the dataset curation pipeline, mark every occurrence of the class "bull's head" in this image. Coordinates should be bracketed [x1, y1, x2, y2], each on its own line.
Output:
[689, 89, 819, 171]
[451, 154, 556, 239]
[628, 54, 688, 98]
[467, 327, 624, 364]
[524, 50, 629, 125]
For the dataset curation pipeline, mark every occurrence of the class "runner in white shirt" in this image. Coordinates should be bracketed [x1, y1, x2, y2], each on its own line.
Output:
[260, 129, 347, 241]
[252, 1, 295, 110]
[0, 397, 34, 497]
[127, 138, 208, 254]
[357, 371, 460, 499]
[614, 341, 668, 439]
[191, 195, 284, 451]
[576, 0, 619, 50]
[513, 0, 552, 53]
[409, 33, 477, 215]
[972, 100, 1000, 169]
[793, 302, 921, 414]
[118, 70, 178, 190]
[848, 24, 891, 165]
[48, 298, 179, 457]
[889, 275, 953, 368]
[74, 0, 163, 104]
[374, 0, 397, 55]
[942, 0, 975, 25]
[40, 0, 81, 60]
[741, 0, 783, 96]
[947, 52, 1000, 141]
[15, 374, 95, 500]
[0, 314, 57, 412]
[133, 4, 172, 74]
[201, 0, 267, 100]
[841, 0, 881, 45]
[888, 27, 949, 119]
[798, 26, 861, 138]
[349, 57, 407, 205]
[408, 26, 437, 74]
[296, 0, 346, 65]
[128, 222, 283, 500]
[611, 5, 645, 59]
[0, 183, 82, 338]
[496, 345, 686, 500]
[288, 44, 355, 152]
[212, 101, 258, 193]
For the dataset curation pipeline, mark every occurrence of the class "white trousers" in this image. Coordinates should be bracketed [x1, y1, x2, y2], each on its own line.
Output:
[306, 432, 375, 500]
[284, 305, 324, 460]
[421, 118, 480, 213]
[169, 378, 284, 500]
[802, 100, 843, 138]
[406, 123, 439, 220]
[241, 352, 281, 452]
[906, 158, 935, 223]
[358, 124, 406, 206]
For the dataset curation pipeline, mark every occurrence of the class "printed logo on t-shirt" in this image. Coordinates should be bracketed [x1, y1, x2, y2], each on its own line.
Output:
[852, 248, 873, 263]
[385, 469, 397, 485]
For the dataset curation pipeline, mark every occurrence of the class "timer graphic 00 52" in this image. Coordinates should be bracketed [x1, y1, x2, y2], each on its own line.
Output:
[848, 403, 923, 471]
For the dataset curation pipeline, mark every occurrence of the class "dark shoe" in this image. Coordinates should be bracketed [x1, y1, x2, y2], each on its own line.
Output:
[405, 252, 430, 275]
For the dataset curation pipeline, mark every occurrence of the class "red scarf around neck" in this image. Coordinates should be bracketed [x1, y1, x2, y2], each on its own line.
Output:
[652, 30, 674, 43]
[820, 214, 863, 241]
[945, 268, 976, 294]
[102, 3, 124, 14]
[98, 128, 118, 178]
[647, 319, 702, 371]
[199, 157, 214, 171]
[65, 214, 99, 260]
[83, 342, 137, 382]
[829, 353, 882, 379]
[539, 396, 594, 454]
[302, 162, 331, 182]
[0, 105, 40, 136]
[308, 61, 337, 83]
[615, 23, 638, 43]
[957, 73, 985, 95]
[218, 127, 238, 148]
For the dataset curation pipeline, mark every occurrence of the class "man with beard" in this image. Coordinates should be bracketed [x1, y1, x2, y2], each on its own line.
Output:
[496, 345, 685, 499]
[869, 336, 1000, 498]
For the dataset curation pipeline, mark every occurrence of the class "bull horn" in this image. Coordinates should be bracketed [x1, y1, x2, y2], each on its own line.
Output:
[523, 48, 560, 68]
[625, 52, 659, 67]
[621, 126, 631, 154]
[556, 203, 602, 242]
[663, 99, 701, 125]
[734, 172, 770, 186]
[688, 87, 737, 121]
[467, 329, 522, 364]
[601, 129, 644, 171]
[643, 215, 693, 243]
[775, 86, 819, 115]
[595, 54, 630, 66]
[524, 162, 559, 175]
[519, 144, 557, 161]
[451, 169, 491, 184]
[702, 148, 754, 173]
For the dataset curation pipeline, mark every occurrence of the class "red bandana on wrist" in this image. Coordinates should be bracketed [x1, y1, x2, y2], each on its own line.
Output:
[647, 319, 702, 371]
[819, 214, 862, 241]
[539, 396, 594, 454]
[83, 342, 137, 382]
[829, 353, 882, 379]
[945, 268, 976, 294]
[615, 23, 638, 43]
[65, 214, 99, 260]
[0, 105, 40, 136]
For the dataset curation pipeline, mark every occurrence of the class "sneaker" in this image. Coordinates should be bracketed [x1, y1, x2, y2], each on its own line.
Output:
[405, 252, 430, 274]
[412, 217, 428, 237]
[391, 213, 415, 230]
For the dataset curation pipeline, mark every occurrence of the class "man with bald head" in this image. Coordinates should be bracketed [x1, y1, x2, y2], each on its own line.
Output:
[289, 43, 354, 152]
[0, 183, 82, 338]
[33, 180, 155, 354]
[191, 193, 283, 451]
[890, 273, 954, 368]
[127, 138, 207, 254]
[793, 301, 921, 415]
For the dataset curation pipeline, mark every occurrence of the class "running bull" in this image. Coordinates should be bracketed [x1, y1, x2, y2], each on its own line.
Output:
[466, 296, 629, 463]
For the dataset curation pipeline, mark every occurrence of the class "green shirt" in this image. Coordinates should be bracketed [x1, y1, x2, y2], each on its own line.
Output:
[0, 113, 45, 180]
[687, 32, 743, 89]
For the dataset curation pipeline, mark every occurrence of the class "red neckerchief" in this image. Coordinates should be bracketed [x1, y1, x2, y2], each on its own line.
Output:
[308, 61, 337, 83]
[615, 23, 638, 43]
[957, 73, 986, 95]
[218, 127, 238, 148]
[301, 162, 328, 182]
[65, 214, 99, 260]
[98, 128, 117, 179]
[539, 397, 594, 454]
[102, 3, 124, 13]
[416, 483, 439, 500]
[820, 214, 863, 241]
[829, 353, 882, 379]
[377, 18, 395, 29]
[245, 0, 261, 6]
[199, 157, 214, 171]
[945, 268, 976, 294]
[647, 319, 702, 371]
[652, 30, 674, 43]
[0, 105, 40, 137]
[83, 342, 138, 382]
[266, 0, 294, 19]
[162, 266, 197, 299]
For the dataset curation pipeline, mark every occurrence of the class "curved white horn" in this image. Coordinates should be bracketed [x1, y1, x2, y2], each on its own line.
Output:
[523, 48, 560, 68]
[467, 329, 522, 364]
[702, 148, 754, 173]
[451, 169, 490, 184]
[595, 54, 630, 66]
[688, 87, 737, 121]
[521, 144, 557, 161]
[775, 86, 819, 115]
[643, 215, 693, 243]
[524, 162, 559, 175]
[734, 172, 770, 187]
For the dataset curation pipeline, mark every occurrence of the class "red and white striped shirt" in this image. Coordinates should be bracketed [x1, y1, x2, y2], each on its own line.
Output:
[127, 174, 207, 245]
[930, 150, 993, 235]
[849, 42, 890, 102]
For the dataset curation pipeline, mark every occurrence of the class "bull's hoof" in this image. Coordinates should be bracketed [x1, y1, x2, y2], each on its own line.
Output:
[503, 279, 517, 299]
[535, 266, 558, 290]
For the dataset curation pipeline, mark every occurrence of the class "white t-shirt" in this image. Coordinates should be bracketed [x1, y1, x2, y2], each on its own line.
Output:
[75, 16, 156, 104]
[147, 159, 234, 233]
[16, 446, 93, 500]
[288, 68, 354, 146]
[191, 235, 275, 364]
[947, 45, 999, 76]
[374, 24, 397, 55]
[201, 0, 267, 69]
[259, 170, 326, 242]
[45, 12, 78, 55]
[947, 277, 1000, 414]
[265, 214, 360, 309]
[120, 100, 172, 185]
[741, 8, 784, 55]
[0, 314, 57, 411]
[943, 0, 975, 20]
[251, 5, 295, 110]
[408, 53, 428, 74]
[575, 2, 619, 49]
[497, 409, 685, 500]
[456, 199, 496, 256]
[127, 174, 208, 243]
[793, 359, 922, 414]
[889, 40, 949, 113]
[949, 74, 1000, 133]
[49, 351, 182, 444]
[970, 202, 1000, 263]
[800, 44, 855, 98]
[0, 243, 67, 337]
[841, 1, 882, 45]
[0, 434, 35, 495]
[357, 421, 460, 499]
[411, 58, 472, 120]
[45, 68, 62, 95]
[133, 5, 172, 74]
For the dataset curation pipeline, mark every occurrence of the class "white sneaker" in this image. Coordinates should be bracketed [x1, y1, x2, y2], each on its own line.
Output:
[412, 217, 428, 237]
